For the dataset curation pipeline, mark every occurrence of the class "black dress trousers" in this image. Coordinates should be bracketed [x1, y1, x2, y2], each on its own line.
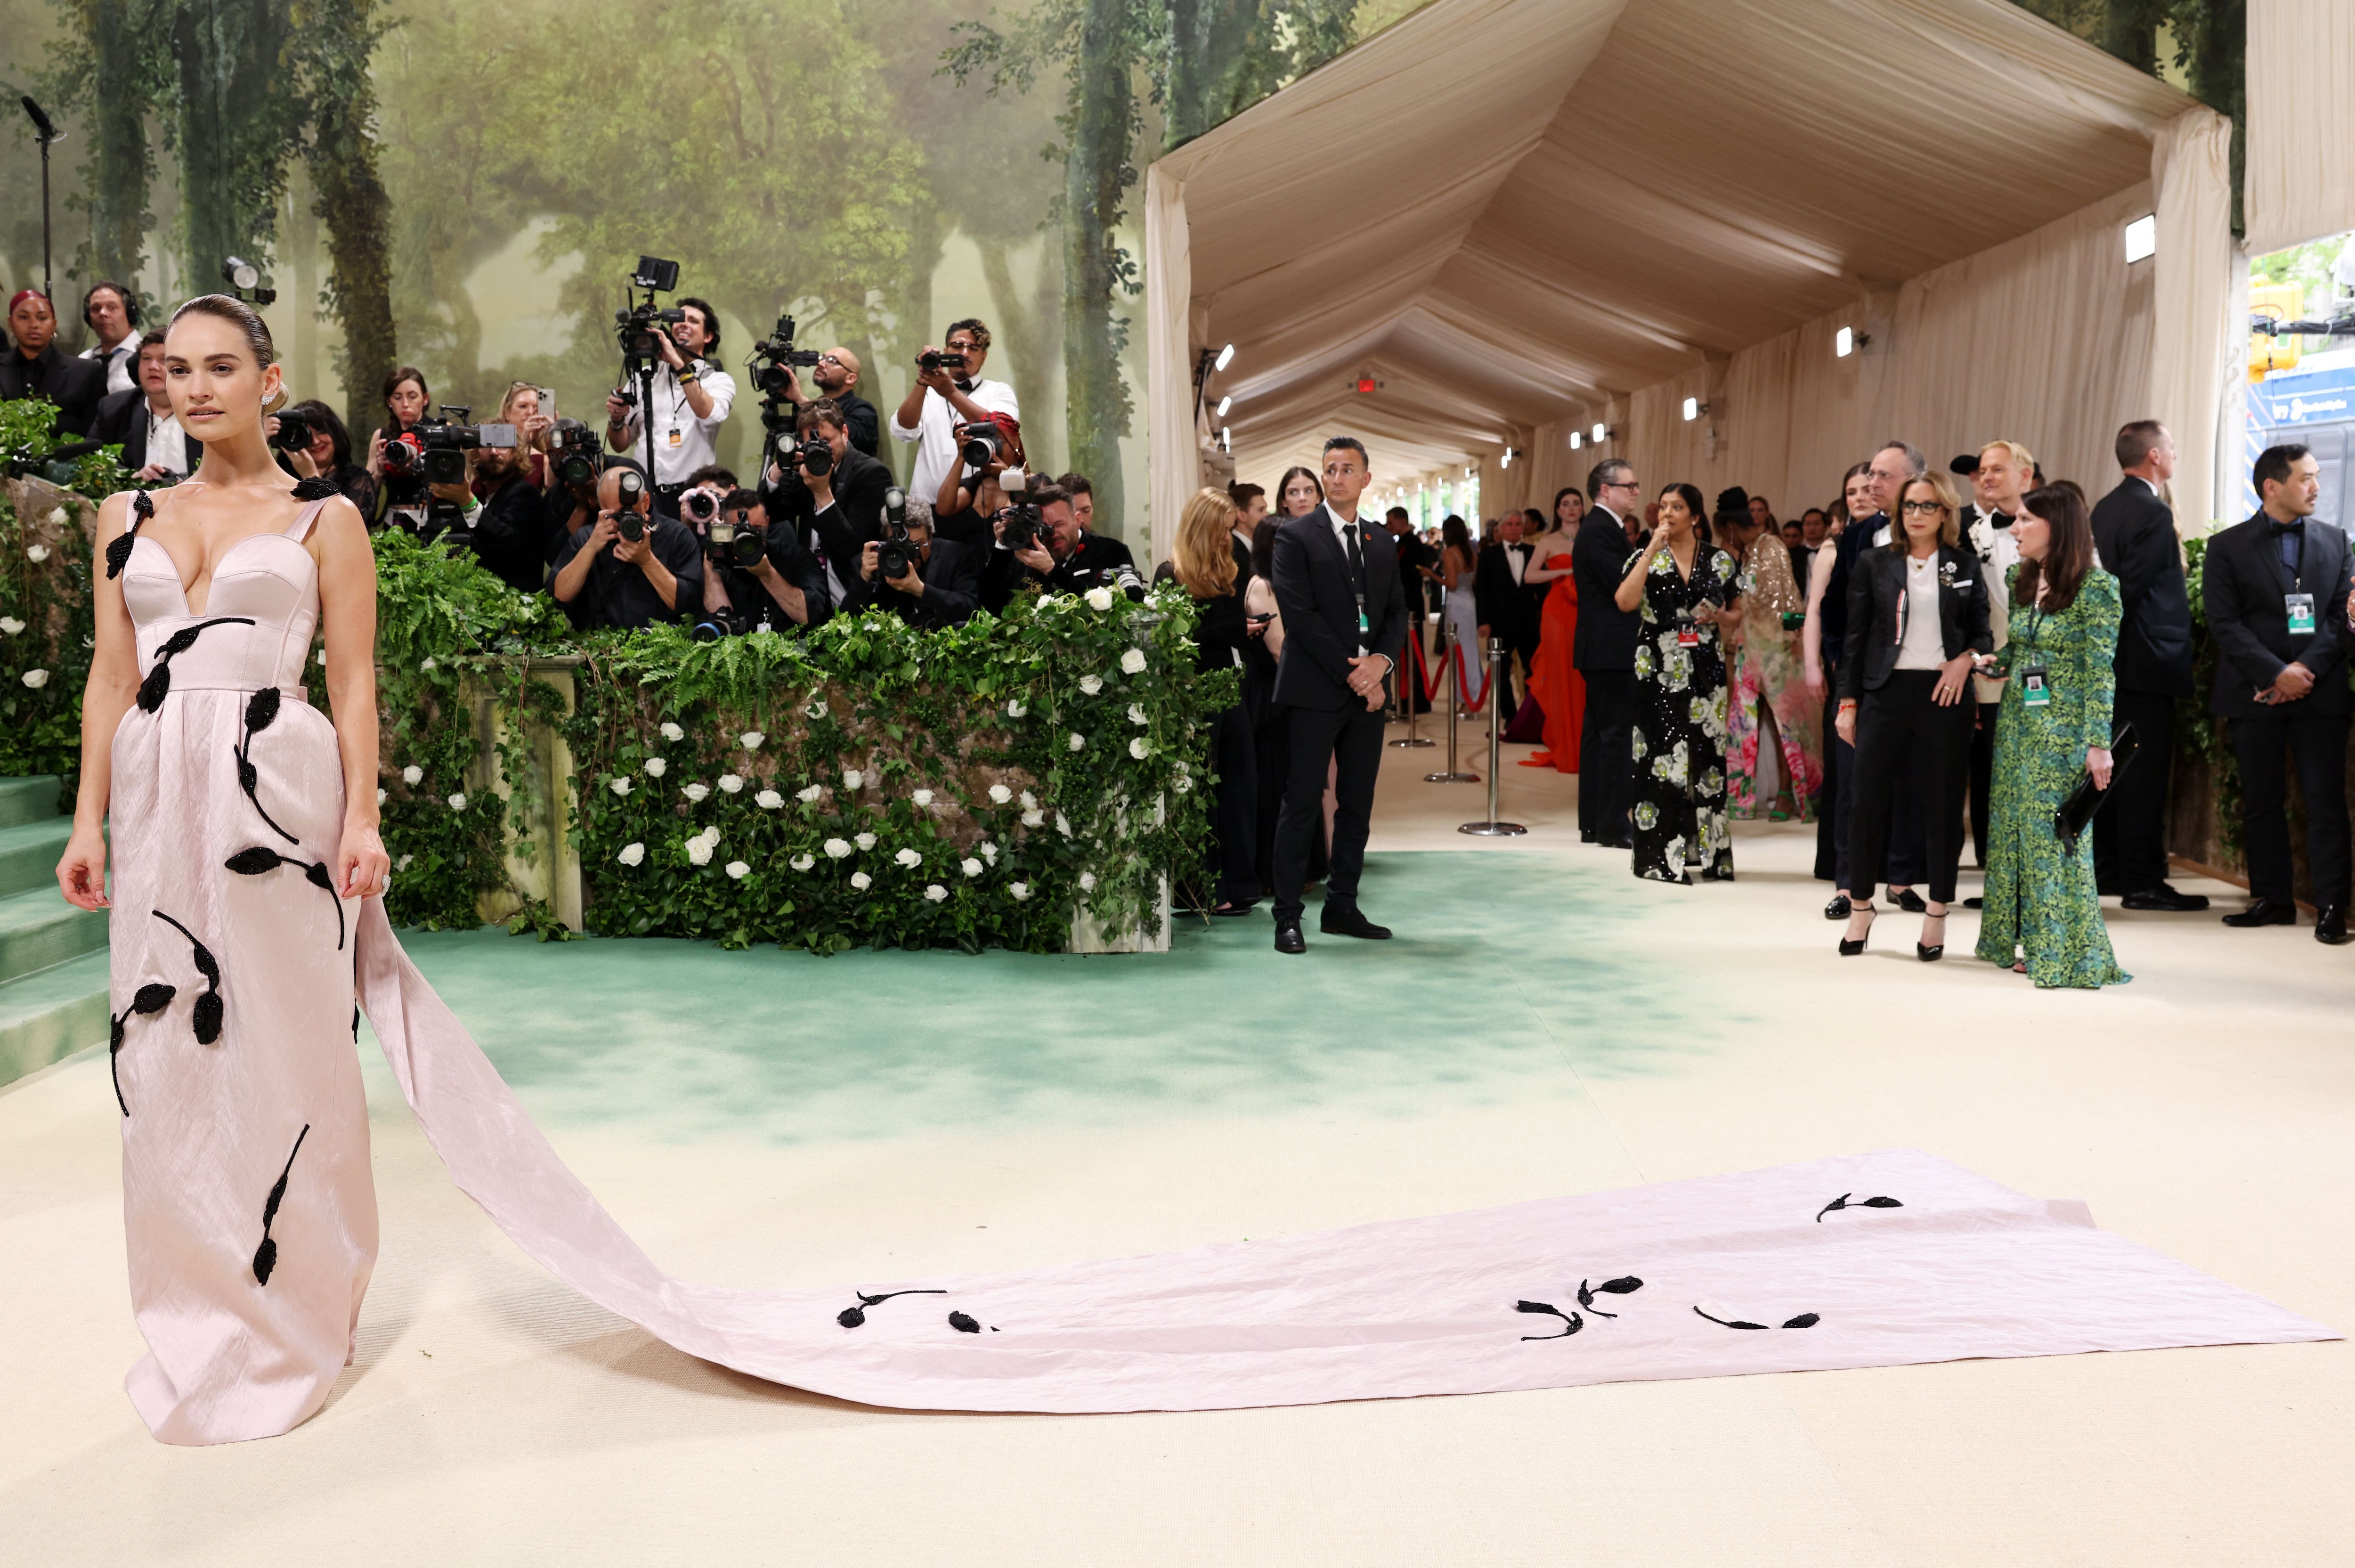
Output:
[1847, 671, 1974, 905]
[2092, 689, 2176, 895]
[1579, 669, 1635, 841]
[1272, 700, 1385, 923]
[2231, 708, 2353, 908]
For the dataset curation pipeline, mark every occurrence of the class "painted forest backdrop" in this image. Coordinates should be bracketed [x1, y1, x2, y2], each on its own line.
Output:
[0, 0, 1429, 541]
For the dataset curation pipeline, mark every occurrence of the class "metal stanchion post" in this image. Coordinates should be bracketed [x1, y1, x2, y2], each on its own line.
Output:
[1460, 636, 1527, 836]
[1425, 611, 1478, 784]
[1389, 617, 1434, 748]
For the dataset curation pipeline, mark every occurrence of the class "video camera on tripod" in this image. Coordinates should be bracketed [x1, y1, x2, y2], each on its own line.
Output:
[746, 312, 830, 472]
[380, 404, 518, 543]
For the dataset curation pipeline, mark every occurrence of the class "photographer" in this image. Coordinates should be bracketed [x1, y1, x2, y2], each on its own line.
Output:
[981, 479, 1139, 610]
[606, 296, 736, 504]
[692, 487, 831, 635]
[931, 411, 1024, 546]
[762, 398, 893, 602]
[365, 366, 433, 524]
[551, 458, 704, 631]
[845, 496, 980, 628]
[270, 398, 374, 516]
[465, 435, 559, 595]
[772, 345, 878, 457]
[890, 317, 1020, 503]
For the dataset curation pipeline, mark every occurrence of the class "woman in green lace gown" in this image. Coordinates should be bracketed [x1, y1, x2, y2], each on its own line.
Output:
[1975, 485, 2130, 988]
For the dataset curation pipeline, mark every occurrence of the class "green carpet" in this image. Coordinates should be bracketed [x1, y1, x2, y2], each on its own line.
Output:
[377, 849, 1718, 1146]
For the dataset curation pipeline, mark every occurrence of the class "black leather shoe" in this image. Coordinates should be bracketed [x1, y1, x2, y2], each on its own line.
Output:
[1892, 888, 1928, 914]
[1699, 867, 1734, 883]
[1274, 920, 1307, 954]
[2222, 897, 2297, 928]
[1838, 903, 1876, 956]
[1962, 896, 1985, 909]
[1597, 835, 1633, 851]
[1319, 902, 1392, 940]
[1580, 830, 1597, 844]
[1823, 894, 1851, 920]
[2318, 904, 2349, 945]
[2120, 884, 2210, 912]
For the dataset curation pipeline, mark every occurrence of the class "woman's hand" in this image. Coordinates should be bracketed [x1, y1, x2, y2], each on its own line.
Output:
[365, 427, 386, 479]
[1932, 650, 1976, 707]
[56, 823, 110, 910]
[1805, 659, 1826, 700]
[2087, 745, 2113, 791]
[337, 815, 391, 901]
[287, 448, 321, 480]
[1835, 701, 1857, 747]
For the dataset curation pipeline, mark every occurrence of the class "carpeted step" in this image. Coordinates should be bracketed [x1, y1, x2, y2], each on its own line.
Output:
[0, 816, 75, 901]
[0, 948, 110, 1088]
[0, 775, 65, 831]
[0, 886, 108, 987]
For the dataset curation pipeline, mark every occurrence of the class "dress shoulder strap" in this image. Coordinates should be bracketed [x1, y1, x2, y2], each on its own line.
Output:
[285, 476, 341, 540]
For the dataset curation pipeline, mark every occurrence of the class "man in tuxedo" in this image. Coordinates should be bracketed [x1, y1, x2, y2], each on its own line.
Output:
[2089, 420, 2203, 911]
[1474, 511, 1542, 722]
[1268, 436, 1410, 953]
[1572, 458, 1643, 845]
[2205, 444, 2351, 942]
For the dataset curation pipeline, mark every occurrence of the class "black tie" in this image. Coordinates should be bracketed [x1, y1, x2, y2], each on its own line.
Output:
[1341, 522, 1366, 594]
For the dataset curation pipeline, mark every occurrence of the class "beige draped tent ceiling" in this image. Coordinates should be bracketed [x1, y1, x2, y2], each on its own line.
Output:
[1145, 0, 2241, 561]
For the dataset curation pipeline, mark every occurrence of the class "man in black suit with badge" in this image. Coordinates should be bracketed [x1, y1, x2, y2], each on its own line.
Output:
[2089, 420, 2204, 911]
[2204, 443, 2352, 942]
[1268, 436, 1410, 954]
[1572, 457, 1643, 846]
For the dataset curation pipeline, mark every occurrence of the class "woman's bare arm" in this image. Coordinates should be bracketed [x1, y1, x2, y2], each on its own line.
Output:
[313, 497, 391, 899]
[56, 492, 145, 909]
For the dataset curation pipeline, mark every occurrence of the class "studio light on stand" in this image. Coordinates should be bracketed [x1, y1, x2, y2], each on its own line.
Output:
[20, 97, 62, 303]
[221, 256, 276, 306]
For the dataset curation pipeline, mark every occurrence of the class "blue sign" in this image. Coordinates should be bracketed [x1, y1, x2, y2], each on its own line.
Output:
[2254, 363, 2355, 428]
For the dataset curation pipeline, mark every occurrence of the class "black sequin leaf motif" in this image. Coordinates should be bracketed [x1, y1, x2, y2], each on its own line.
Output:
[225, 845, 344, 950]
[104, 491, 154, 579]
[151, 910, 224, 1044]
[137, 616, 255, 712]
[1575, 1275, 1645, 1318]
[290, 476, 340, 501]
[948, 1311, 982, 1334]
[836, 1288, 948, 1329]
[252, 1123, 311, 1286]
[108, 983, 177, 1116]
[1516, 1300, 1584, 1341]
[235, 686, 297, 845]
[1815, 1193, 1904, 1223]
[1694, 1306, 1821, 1331]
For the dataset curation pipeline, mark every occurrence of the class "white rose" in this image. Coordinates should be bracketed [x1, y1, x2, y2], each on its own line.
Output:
[806, 699, 828, 720]
[797, 783, 823, 803]
[850, 870, 872, 890]
[1018, 789, 1037, 809]
[854, 832, 877, 852]
[1084, 586, 1114, 611]
[988, 783, 1013, 804]
[21, 667, 49, 689]
[395, 854, 413, 871]
[1006, 698, 1027, 718]
[842, 767, 863, 791]
[685, 836, 715, 867]
[912, 788, 935, 808]
[725, 860, 750, 880]
[1174, 776, 1193, 793]
[1068, 732, 1086, 752]
[1055, 812, 1072, 837]
[402, 764, 423, 786]
[447, 792, 467, 810]
[0, 616, 22, 634]
[823, 837, 852, 859]
[1079, 674, 1104, 696]
[1129, 738, 1149, 760]
[660, 721, 685, 742]
[740, 731, 765, 750]
[683, 782, 710, 803]
[755, 788, 784, 810]
[924, 884, 948, 902]
[617, 842, 646, 867]
[419, 656, 437, 672]
[26, 544, 50, 563]
[979, 841, 998, 861]
[1120, 648, 1147, 674]
[894, 847, 921, 867]
[1010, 882, 1031, 901]
[1128, 703, 1147, 725]
[643, 756, 667, 778]
[718, 773, 744, 794]
[790, 853, 816, 871]
[1078, 870, 1097, 892]
[376, 787, 387, 805]
[1022, 808, 1045, 827]
[961, 857, 983, 877]
[695, 824, 722, 846]
[45, 507, 66, 527]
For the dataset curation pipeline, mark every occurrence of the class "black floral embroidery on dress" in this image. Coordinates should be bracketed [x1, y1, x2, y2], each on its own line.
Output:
[836, 1288, 947, 1328]
[225, 845, 344, 950]
[290, 476, 340, 502]
[104, 490, 153, 579]
[138, 616, 256, 712]
[1693, 1306, 1820, 1331]
[1815, 1193, 1904, 1223]
[252, 1123, 310, 1285]
[107, 982, 177, 1115]
[150, 910, 224, 1044]
[234, 686, 298, 845]
[1518, 1276, 1644, 1340]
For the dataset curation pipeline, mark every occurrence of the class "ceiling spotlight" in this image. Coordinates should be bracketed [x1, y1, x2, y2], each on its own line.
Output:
[1683, 397, 1710, 421]
[1570, 431, 1583, 450]
[2123, 213, 2156, 264]
[1835, 327, 1870, 358]
[1591, 422, 1607, 443]
[1214, 395, 1232, 418]
[1213, 343, 1235, 373]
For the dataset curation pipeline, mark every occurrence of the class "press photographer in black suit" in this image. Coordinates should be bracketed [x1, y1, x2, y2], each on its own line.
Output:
[551, 459, 705, 632]
[761, 399, 893, 604]
[771, 345, 879, 456]
[1474, 510, 1542, 723]
[1573, 458, 1644, 845]
[2204, 444, 2352, 942]
[982, 476, 1138, 608]
[1268, 436, 1409, 954]
[845, 496, 981, 628]
[698, 488, 831, 634]
[2088, 420, 2203, 912]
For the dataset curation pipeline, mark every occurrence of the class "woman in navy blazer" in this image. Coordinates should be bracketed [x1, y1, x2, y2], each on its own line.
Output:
[1835, 471, 1994, 959]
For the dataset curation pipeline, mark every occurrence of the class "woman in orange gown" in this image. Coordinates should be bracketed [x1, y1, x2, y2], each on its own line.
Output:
[1522, 487, 1585, 772]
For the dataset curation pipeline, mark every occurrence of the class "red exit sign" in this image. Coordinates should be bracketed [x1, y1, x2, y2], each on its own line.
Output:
[1356, 376, 1376, 394]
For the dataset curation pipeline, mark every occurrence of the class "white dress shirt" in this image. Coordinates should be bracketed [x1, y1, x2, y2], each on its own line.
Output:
[891, 378, 1020, 503]
[81, 339, 136, 395]
[144, 405, 189, 476]
[617, 360, 737, 487]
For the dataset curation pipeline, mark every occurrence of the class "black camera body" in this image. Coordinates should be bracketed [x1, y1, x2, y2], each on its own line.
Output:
[406, 408, 519, 486]
[876, 486, 914, 583]
[690, 605, 747, 643]
[748, 313, 822, 400]
[548, 419, 599, 487]
[679, 488, 719, 527]
[956, 419, 1002, 471]
[617, 302, 686, 365]
[707, 513, 766, 569]
[387, 496, 471, 546]
[919, 349, 969, 376]
[998, 501, 1044, 552]
[271, 408, 312, 454]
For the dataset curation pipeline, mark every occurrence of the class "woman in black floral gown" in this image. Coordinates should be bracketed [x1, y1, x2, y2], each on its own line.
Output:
[1614, 482, 1742, 884]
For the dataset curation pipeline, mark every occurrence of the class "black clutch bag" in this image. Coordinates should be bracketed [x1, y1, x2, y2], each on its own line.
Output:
[2054, 723, 2139, 854]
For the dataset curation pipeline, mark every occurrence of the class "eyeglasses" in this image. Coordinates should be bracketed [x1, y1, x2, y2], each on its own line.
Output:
[817, 353, 845, 367]
[1900, 499, 1948, 516]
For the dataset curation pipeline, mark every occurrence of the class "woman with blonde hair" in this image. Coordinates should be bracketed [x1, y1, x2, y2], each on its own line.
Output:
[1156, 487, 1259, 913]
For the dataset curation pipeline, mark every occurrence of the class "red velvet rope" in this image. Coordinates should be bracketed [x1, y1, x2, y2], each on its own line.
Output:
[1450, 640, 1494, 712]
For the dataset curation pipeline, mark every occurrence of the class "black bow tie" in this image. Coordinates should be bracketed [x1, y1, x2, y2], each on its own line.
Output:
[2270, 519, 2304, 535]
[1989, 511, 2012, 528]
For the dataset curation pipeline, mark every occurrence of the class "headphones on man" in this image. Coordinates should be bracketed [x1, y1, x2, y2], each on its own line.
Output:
[82, 281, 140, 332]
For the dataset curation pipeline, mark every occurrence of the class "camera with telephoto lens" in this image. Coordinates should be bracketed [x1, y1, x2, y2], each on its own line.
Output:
[747, 313, 821, 399]
[875, 487, 914, 584]
[956, 418, 1004, 471]
[270, 407, 312, 454]
[994, 467, 1045, 551]
[1099, 561, 1146, 603]
[613, 467, 648, 542]
[919, 349, 968, 376]
[680, 488, 719, 527]
[548, 419, 599, 487]
[707, 512, 766, 569]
